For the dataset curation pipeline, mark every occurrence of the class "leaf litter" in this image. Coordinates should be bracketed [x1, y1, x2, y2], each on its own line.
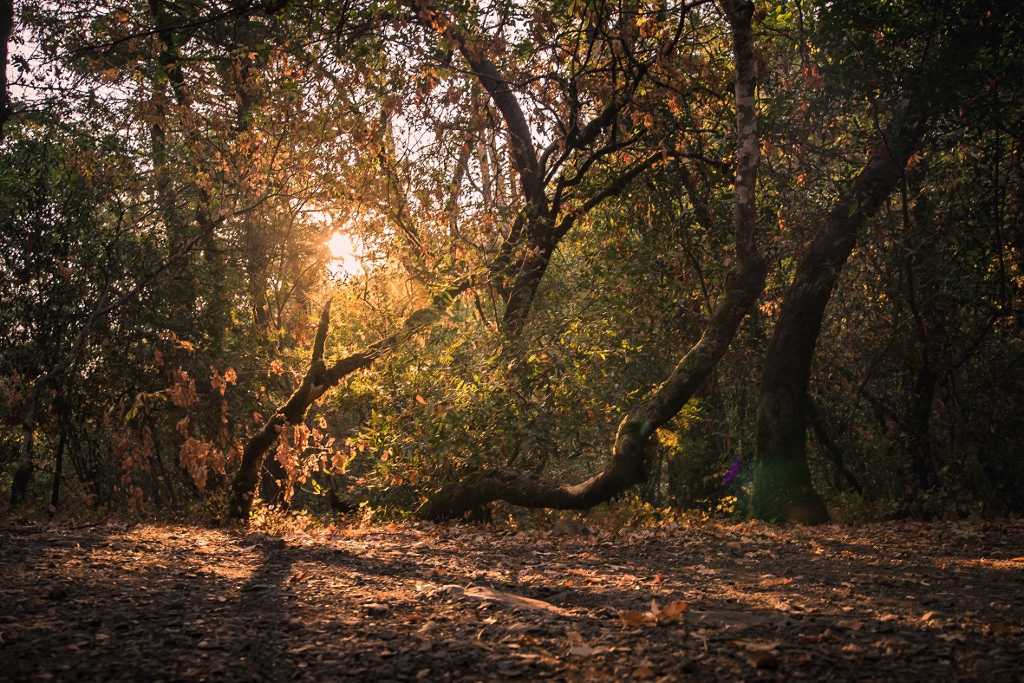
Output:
[1, 518, 1023, 681]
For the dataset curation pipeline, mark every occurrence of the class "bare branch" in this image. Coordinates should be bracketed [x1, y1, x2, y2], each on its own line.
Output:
[405, 0, 541, 202]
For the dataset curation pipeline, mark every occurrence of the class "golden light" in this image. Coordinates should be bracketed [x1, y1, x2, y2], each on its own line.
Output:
[327, 231, 363, 278]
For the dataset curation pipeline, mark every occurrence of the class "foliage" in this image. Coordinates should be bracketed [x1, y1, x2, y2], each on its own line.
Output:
[2, 0, 1022, 524]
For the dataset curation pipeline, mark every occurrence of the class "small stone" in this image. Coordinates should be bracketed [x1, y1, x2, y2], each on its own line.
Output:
[440, 585, 465, 599]
[552, 519, 591, 537]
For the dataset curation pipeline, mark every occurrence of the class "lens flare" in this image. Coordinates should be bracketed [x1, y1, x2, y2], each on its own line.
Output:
[327, 231, 363, 277]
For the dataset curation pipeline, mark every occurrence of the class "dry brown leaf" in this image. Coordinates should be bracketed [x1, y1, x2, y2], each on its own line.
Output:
[736, 640, 781, 652]
[618, 599, 687, 628]
[801, 628, 832, 643]
[288, 570, 310, 584]
[760, 577, 793, 587]
[987, 622, 1014, 634]
[631, 665, 655, 678]
[618, 610, 657, 627]
[653, 599, 688, 625]
[415, 394, 428, 405]
[568, 645, 595, 657]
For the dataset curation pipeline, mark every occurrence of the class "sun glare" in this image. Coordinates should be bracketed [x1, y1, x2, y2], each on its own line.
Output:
[327, 231, 363, 278]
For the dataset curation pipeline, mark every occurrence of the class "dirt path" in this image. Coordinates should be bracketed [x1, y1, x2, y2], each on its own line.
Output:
[1, 518, 1023, 681]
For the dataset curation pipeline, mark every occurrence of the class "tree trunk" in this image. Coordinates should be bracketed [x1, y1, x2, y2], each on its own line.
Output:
[11, 388, 38, 506]
[751, 98, 927, 523]
[228, 282, 469, 519]
[499, 219, 555, 338]
[419, 0, 766, 521]
[0, 0, 13, 141]
[50, 429, 66, 511]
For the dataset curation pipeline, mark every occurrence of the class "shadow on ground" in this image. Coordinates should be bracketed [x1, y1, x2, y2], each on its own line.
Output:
[1, 519, 1023, 681]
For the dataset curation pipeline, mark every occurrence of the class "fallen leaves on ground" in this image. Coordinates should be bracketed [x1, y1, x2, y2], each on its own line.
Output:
[2, 518, 1023, 681]
[618, 599, 687, 627]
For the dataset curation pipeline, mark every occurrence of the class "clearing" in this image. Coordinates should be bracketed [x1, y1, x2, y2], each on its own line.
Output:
[1, 518, 1023, 681]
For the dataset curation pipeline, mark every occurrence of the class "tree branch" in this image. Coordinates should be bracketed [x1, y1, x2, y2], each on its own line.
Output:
[228, 280, 472, 518]
[419, 1, 766, 520]
[405, 0, 540, 202]
[0, 0, 14, 141]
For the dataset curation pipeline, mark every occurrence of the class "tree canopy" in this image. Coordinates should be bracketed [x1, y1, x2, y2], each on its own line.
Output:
[2, 0, 1022, 525]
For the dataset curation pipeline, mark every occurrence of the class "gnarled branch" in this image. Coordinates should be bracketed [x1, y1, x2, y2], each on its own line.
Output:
[228, 280, 471, 519]
[419, 0, 766, 520]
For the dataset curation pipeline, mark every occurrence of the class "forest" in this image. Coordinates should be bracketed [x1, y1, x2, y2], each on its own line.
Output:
[1, 0, 1024, 680]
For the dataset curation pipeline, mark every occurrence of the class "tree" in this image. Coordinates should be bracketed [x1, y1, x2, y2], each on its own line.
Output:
[0, 0, 13, 139]
[749, 0, 1024, 522]
[751, 97, 926, 523]
[418, 0, 766, 520]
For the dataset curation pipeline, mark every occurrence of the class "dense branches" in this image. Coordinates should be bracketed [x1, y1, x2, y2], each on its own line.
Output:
[419, 0, 765, 520]
[3, 0, 1023, 524]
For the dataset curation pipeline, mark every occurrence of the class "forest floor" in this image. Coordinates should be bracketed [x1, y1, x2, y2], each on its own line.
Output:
[1, 516, 1023, 682]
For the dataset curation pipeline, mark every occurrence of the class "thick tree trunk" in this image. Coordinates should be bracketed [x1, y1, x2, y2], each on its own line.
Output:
[419, 0, 766, 521]
[499, 227, 555, 338]
[228, 282, 469, 519]
[751, 98, 927, 523]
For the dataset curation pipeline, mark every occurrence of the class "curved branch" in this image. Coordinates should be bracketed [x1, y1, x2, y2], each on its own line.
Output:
[228, 280, 471, 518]
[419, 0, 766, 521]
[405, 0, 540, 201]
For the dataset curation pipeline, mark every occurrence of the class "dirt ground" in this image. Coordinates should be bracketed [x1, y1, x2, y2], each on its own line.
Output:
[1, 517, 1023, 682]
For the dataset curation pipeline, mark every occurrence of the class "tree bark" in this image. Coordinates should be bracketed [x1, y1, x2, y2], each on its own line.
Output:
[228, 281, 470, 519]
[419, 0, 766, 521]
[0, 0, 13, 141]
[405, 0, 672, 339]
[751, 98, 927, 523]
[50, 429, 66, 511]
